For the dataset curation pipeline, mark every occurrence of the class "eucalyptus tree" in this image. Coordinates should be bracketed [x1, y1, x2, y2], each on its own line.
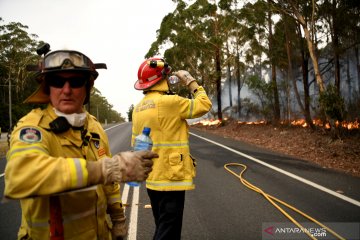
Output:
[318, 0, 360, 96]
[272, 16, 294, 122]
[218, 0, 248, 119]
[235, 0, 318, 126]
[272, 13, 316, 128]
[146, 0, 234, 121]
[269, 0, 359, 135]
[0, 20, 39, 102]
[268, 0, 330, 129]
[267, 0, 281, 123]
[236, 0, 283, 122]
[269, 0, 326, 93]
[0, 19, 40, 129]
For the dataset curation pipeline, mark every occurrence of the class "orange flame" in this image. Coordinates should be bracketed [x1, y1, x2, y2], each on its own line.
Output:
[289, 119, 359, 130]
[193, 119, 221, 126]
[194, 118, 359, 130]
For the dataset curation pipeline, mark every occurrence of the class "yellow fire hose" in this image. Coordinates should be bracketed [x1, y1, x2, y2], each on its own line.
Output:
[224, 163, 345, 240]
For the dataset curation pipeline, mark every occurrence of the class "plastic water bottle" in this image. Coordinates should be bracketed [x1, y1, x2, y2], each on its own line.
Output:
[168, 75, 179, 84]
[126, 127, 153, 187]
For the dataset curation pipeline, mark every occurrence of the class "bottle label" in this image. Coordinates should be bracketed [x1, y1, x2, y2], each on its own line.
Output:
[134, 140, 153, 151]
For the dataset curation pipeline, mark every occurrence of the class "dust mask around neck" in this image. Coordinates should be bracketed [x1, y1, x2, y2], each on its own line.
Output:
[54, 108, 87, 127]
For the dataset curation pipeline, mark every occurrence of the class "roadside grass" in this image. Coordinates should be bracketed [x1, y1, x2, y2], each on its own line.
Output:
[0, 142, 9, 158]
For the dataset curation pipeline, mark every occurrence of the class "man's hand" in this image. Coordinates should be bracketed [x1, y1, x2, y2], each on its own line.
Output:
[108, 203, 127, 239]
[115, 150, 156, 182]
[87, 150, 157, 185]
[173, 70, 196, 86]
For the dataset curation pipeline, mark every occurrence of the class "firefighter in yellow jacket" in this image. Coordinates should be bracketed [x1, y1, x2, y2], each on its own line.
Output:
[132, 58, 212, 240]
[4, 46, 157, 240]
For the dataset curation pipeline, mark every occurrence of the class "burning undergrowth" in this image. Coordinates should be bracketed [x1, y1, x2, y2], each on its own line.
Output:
[192, 118, 360, 136]
[191, 118, 360, 177]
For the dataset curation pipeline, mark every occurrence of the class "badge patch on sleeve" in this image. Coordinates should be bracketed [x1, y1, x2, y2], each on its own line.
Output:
[19, 127, 42, 143]
[98, 148, 106, 157]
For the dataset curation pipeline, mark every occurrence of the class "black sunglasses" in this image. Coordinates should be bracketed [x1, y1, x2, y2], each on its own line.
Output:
[47, 75, 89, 88]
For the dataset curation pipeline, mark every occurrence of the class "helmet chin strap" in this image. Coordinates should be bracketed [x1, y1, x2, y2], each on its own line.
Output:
[54, 108, 87, 127]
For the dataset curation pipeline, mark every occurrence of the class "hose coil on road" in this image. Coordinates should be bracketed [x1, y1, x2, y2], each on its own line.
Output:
[224, 163, 345, 240]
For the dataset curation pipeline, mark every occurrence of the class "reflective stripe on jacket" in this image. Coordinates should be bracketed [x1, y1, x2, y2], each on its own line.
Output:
[5, 105, 118, 240]
[132, 86, 212, 191]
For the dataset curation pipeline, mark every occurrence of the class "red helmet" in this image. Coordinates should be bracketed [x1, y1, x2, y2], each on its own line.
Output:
[134, 58, 171, 90]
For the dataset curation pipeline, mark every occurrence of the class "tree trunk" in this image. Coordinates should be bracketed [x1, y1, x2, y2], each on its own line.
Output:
[354, 46, 360, 93]
[331, 0, 341, 94]
[226, 43, 232, 115]
[271, 65, 280, 122]
[216, 50, 222, 121]
[227, 61, 232, 108]
[301, 46, 314, 128]
[236, 53, 242, 119]
[303, 27, 325, 92]
[290, 1, 325, 92]
[285, 18, 305, 117]
[346, 54, 352, 104]
[334, 43, 341, 94]
[268, 6, 280, 123]
[298, 24, 314, 129]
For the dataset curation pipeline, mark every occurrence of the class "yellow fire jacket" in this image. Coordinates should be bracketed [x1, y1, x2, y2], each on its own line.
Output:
[132, 83, 212, 191]
[5, 105, 120, 240]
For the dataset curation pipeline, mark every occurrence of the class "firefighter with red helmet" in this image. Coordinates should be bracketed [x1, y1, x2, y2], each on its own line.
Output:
[5, 46, 157, 240]
[132, 58, 212, 240]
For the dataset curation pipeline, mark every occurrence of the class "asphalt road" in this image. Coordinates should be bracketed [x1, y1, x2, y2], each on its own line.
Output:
[1, 122, 359, 239]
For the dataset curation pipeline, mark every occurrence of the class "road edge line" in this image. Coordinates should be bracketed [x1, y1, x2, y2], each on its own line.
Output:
[128, 186, 139, 240]
[190, 132, 360, 207]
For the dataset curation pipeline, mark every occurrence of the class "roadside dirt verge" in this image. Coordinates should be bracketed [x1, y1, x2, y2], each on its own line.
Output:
[191, 120, 360, 178]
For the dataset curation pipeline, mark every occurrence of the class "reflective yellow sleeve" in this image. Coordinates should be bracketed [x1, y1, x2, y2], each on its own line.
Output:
[66, 158, 88, 189]
[5, 145, 88, 198]
[185, 86, 212, 119]
[103, 183, 122, 205]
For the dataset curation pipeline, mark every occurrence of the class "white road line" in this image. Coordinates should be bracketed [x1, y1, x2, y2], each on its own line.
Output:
[0, 173, 4, 178]
[121, 184, 141, 240]
[104, 123, 127, 132]
[107, 124, 140, 239]
[121, 183, 130, 207]
[127, 186, 139, 240]
[190, 132, 360, 207]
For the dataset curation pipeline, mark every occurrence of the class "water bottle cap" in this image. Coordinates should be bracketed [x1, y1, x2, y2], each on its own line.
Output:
[143, 127, 151, 135]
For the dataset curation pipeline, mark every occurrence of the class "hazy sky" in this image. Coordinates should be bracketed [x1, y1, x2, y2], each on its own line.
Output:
[0, 0, 176, 120]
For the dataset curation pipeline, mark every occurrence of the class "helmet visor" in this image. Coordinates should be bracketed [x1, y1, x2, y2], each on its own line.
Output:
[44, 51, 93, 70]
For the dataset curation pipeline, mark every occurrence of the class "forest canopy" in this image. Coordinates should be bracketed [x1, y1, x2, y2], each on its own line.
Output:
[146, 0, 360, 131]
